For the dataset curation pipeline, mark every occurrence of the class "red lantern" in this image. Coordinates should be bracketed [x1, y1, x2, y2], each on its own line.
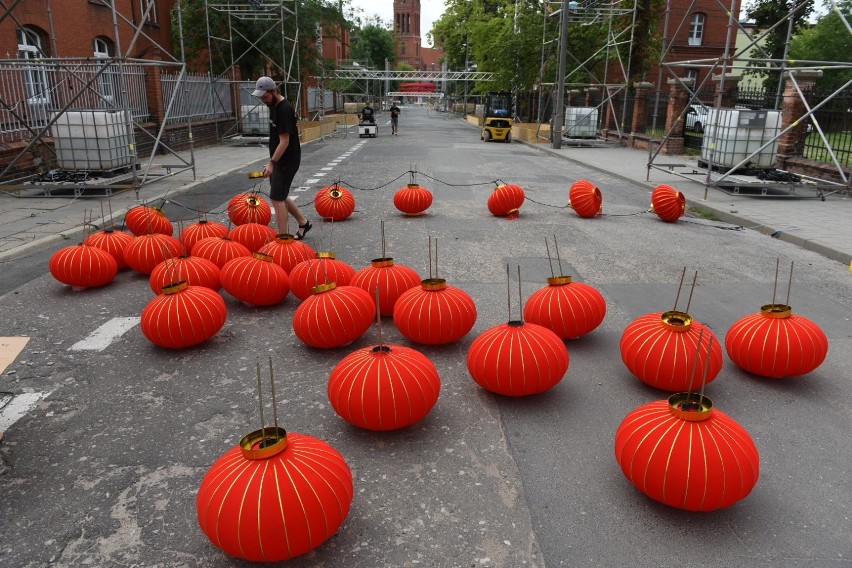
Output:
[487, 183, 525, 218]
[314, 185, 356, 221]
[220, 252, 290, 306]
[524, 276, 607, 339]
[83, 229, 134, 269]
[651, 184, 685, 222]
[568, 180, 603, 218]
[725, 303, 829, 378]
[140, 281, 227, 348]
[620, 311, 723, 391]
[467, 320, 569, 396]
[352, 258, 420, 316]
[258, 233, 317, 273]
[180, 220, 228, 252]
[191, 236, 251, 269]
[149, 255, 221, 294]
[288, 252, 356, 301]
[228, 192, 272, 226]
[49, 243, 117, 288]
[393, 278, 477, 344]
[615, 393, 760, 511]
[328, 344, 441, 430]
[123, 233, 183, 275]
[293, 283, 375, 348]
[197, 428, 353, 562]
[228, 222, 276, 253]
[125, 205, 173, 236]
[393, 183, 433, 216]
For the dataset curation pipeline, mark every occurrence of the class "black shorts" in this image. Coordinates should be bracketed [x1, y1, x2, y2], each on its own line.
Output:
[269, 160, 300, 201]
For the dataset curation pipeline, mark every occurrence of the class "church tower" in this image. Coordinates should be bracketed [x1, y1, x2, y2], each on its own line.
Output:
[393, 0, 422, 69]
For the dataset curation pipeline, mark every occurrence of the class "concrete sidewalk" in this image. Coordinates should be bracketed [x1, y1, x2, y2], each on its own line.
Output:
[2, 132, 851, 268]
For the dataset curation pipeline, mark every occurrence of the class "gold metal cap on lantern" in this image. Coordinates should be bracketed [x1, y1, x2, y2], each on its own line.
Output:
[371, 345, 392, 354]
[668, 392, 714, 421]
[275, 233, 296, 242]
[252, 252, 274, 262]
[421, 278, 447, 291]
[312, 282, 337, 294]
[248, 171, 264, 179]
[239, 427, 288, 459]
[162, 280, 189, 295]
[760, 303, 792, 319]
[328, 188, 343, 199]
[547, 276, 573, 286]
[317, 251, 337, 259]
[371, 257, 395, 268]
[661, 310, 693, 332]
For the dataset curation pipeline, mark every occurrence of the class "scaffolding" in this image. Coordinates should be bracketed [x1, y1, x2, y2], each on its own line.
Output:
[0, 0, 199, 198]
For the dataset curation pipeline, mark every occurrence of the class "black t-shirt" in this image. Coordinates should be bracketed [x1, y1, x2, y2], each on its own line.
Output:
[390, 106, 400, 118]
[361, 107, 375, 121]
[269, 98, 300, 164]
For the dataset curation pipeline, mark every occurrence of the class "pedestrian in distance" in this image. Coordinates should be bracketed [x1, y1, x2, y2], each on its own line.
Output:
[390, 102, 401, 135]
[253, 76, 312, 240]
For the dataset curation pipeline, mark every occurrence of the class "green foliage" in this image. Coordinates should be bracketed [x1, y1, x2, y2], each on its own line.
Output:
[744, 0, 815, 86]
[351, 24, 396, 69]
[789, 0, 852, 91]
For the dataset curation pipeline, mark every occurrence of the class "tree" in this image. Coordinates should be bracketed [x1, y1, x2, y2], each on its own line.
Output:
[789, 0, 852, 91]
[744, 0, 816, 86]
[351, 24, 396, 69]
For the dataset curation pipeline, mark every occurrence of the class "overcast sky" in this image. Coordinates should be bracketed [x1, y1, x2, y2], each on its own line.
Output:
[346, 0, 445, 47]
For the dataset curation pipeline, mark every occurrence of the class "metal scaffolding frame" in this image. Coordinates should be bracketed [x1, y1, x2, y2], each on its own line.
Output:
[0, 0, 198, 198]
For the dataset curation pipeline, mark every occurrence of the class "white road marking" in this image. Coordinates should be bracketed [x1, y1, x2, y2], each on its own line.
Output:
[68, 317, 140, 352]
[295, 186, 309, 192]
[307, 178, 321, 184]
[0, 391, 50, 433]
[320, 167, 333, 171]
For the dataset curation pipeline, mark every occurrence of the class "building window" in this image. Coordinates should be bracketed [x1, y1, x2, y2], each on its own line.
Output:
[685, 68, 698, 84]
[17, 26, 50, 104]
[688, 13, 705, 46]
[401, 43, 406, 56]
[94, 37, 117, 105]
[140, 0, 158, 24]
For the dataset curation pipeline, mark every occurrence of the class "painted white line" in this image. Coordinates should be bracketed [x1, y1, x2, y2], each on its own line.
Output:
[320, 167, 333, 171]
[69, 317, 140, 352]
[306, 178, 321, 184]
[0, 391, 50, 433]
[295, 186, 309, 192]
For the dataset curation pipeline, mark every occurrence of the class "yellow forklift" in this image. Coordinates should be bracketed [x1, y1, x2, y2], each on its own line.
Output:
[480, 91, 513, 143]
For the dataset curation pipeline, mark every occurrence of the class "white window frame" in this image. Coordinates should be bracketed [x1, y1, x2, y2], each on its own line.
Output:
[17, 27, 50, 105]
[140, 0, 158, 24]
[685, 68, 698, 83]
[688, 13, 705, 46]
[94, 37, 116, 104]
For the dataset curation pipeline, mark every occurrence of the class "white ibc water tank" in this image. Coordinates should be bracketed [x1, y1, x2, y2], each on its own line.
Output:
[563, 107, 598, 138]
[240, 105, 269, 136]
[701, 108, 781, 168]
[51, 111, 133, 171]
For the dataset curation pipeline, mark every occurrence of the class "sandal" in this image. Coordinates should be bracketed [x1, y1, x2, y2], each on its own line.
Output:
[295, 220, 312, 240]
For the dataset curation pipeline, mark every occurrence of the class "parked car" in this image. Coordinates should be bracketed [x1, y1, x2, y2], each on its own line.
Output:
[685, 104, 708, 133]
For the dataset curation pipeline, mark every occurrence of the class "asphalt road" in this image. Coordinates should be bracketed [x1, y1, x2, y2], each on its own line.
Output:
[1, 106, 850, 568]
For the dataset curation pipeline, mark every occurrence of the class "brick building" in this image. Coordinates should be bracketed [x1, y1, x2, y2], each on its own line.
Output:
[393, 0, 442, 70]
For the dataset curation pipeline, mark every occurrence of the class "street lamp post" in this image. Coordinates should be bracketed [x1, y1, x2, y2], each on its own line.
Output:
[552, 0, 577, 149]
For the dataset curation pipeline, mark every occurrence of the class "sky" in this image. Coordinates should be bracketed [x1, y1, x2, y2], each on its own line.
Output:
[346, 0, 445, 47]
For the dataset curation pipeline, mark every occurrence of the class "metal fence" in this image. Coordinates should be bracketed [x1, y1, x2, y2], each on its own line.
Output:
[0, 60, 148, 144]
[802, 88, 852, 167]
[161, 73, 233, 124]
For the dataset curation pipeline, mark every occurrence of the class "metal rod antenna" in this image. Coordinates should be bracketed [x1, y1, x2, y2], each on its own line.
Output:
[428, 236, 433, 279]
[545, 237, 555, 278]
[108, 200, 114, 229]
[673, 267, 687, 311]
[698, 335, 715, 407]
[684, 271, 699, 314]
[686, 327, 705, 396]
[553, 235, 564, 276]
[268, 357, 280, 437]
[507, 264, 512, 321]
[375, 285, 384, 346]
[381, 220, 386, 258]
[785, 261, 794, 305]
[517, 265, 523, 322]
[435, 238, 439, 280]
[256, 362, 266, 445]
[772, 257, 780, 304]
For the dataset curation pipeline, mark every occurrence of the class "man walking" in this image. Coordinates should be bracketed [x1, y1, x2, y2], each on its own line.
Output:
[389, 102, 400, 135]
[253, 76, 312, 239]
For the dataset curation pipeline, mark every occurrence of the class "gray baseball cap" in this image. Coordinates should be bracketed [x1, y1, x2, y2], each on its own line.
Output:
[251, 76, 276, 97]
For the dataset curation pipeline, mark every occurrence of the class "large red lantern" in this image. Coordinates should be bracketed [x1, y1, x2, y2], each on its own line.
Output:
[314, 184, 356, 221]
[228, 222, 276, 253]
[123, 233, 183, 275]
[180, 220, 228, 252]
[149, 255, 221, 294]
[220, 252, 290, 306]
[293, 283, 375, 348]
[328, 344, 441, 430]
[125, 205, 173, 236]
[258, 233, 317, 273]
[568, 180, 603, 218]
[620, 311, 723, 391]
[228, 192, 272, 226]
[197, 428, 353, 562]
[487, 183, 525, 218]
[288, 252, 356, 301]
[83, 229, 134, 269]
[523, 276, 606, 339]
[651, 184, 686, 222]
[615, 393, 760, 511]
[725, 303, 828, 378]
[191, 236, 251, 269]
[467, 320, 569, 396]
[393, 183, 433, 216]
[140, 281, 227, 348]
[49, 243, 118, 289]
[352, 258, 420, 316]
[393, 278, 477, 344]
